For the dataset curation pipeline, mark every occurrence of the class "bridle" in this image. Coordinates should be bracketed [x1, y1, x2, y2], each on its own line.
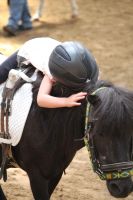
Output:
[84, 87, 133, 180]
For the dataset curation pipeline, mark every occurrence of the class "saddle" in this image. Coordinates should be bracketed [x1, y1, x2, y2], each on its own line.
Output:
[0, 66, 37, 181]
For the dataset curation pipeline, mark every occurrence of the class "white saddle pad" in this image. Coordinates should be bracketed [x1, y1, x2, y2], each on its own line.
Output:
[0, 82, 33, 146]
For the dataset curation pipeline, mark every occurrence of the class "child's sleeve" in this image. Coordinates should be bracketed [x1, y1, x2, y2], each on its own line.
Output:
[0, 51, 18, 84]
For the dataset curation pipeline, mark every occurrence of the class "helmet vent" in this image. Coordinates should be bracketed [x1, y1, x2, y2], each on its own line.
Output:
[82, 51, 92, 78]
[55, 46, 71, 61]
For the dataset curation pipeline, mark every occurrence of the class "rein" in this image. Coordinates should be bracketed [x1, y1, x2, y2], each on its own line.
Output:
[84, 87, 133, 180]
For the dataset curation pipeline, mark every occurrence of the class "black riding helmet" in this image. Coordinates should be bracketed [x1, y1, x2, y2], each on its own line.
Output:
[49, 41, 99, 89]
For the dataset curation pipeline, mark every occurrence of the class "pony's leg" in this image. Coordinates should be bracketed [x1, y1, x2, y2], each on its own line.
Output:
[32, 0, 45, 21]
[0, 185, 7, 200]
[70, 0, 78, 18]
[28, 169, 49, 200]
[48, 172, 63, 196]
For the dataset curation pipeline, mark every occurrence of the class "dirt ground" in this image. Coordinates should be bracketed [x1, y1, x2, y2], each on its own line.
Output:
[0, 0, 133, 199]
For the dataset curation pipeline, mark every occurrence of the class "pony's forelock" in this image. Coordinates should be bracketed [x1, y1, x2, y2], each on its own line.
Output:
[91, 81, 133, 137]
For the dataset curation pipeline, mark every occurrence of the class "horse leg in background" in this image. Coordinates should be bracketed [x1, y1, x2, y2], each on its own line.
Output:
[48, 172, 63, 196]
[27, 168, 50, 200]
[70, 0, 78, 18]
[0, 185, 7, 200]
[32, 0, 45, 21]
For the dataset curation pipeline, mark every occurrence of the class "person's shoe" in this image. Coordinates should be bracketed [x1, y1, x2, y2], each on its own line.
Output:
[3, 25, 17, 36]
[18, 25, 32, 31]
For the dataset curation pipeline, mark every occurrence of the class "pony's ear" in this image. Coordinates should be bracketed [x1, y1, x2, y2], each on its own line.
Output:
[87, 94, 100, 106]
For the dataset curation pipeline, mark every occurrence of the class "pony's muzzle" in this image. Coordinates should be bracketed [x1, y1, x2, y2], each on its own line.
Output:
[106, 178, 133, 198]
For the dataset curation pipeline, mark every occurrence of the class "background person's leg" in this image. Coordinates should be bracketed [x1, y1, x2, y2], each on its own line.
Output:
[3, 0, 25, 36]
[21, 0, 32, 30]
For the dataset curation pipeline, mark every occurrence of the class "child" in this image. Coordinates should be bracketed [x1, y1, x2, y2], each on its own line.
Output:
[0, 37, 99, 108]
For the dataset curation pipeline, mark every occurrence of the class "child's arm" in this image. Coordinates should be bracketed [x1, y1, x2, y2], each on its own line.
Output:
[37, 75, 87, 108]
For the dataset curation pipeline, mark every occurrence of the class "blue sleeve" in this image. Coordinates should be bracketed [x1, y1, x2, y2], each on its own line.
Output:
[0, 51, 18, 84]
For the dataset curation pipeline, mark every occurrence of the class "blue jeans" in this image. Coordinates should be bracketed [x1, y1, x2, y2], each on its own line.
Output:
[7, 0, 32, 30]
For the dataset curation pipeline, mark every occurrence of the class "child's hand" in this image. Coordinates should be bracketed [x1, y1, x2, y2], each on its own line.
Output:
[65, 92, 87, 107]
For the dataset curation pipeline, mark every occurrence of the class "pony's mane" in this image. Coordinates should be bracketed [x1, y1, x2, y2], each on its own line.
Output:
[91, 80, 133, 137]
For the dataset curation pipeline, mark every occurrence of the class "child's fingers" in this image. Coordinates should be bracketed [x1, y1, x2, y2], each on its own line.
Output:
[75, 96, 86, 101]
[73, 102, 81, 106]
[68, 92, 87, 107]
[74, 93, 86, 99]
[74, 92, 87, 98]
[72, 94, 86, 99]
[76, 92, 87, 95]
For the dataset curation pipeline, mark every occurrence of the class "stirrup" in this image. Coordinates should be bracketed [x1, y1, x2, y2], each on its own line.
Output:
[5, 68, 37, 90]
[5, 69, 20, 89]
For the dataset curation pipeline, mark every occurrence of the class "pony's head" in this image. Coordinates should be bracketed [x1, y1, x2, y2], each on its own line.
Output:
[86, 80, 133, 197]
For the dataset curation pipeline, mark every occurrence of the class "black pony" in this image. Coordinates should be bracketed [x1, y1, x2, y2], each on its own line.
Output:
[1, 72, 133, 200]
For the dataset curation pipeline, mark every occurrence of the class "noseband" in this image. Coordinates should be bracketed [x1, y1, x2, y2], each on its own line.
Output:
[84, 87, 133, 180]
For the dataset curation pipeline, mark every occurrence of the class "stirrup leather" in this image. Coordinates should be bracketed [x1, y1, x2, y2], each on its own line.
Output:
[0, 67, 37, 181]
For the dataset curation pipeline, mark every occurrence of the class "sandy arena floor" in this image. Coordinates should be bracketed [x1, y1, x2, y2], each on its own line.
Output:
[0, 0, 133, 199]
